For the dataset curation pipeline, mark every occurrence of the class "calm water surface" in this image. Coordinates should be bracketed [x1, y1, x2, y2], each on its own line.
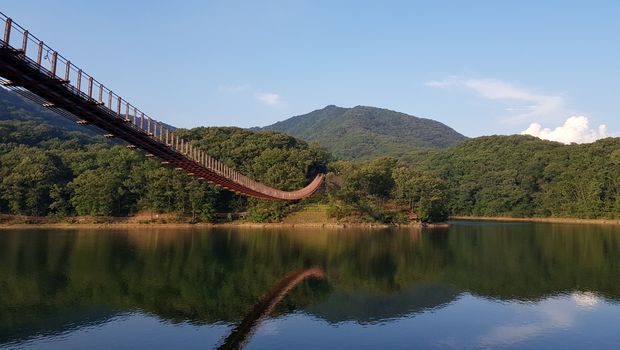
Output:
[1, 221, 619, 349]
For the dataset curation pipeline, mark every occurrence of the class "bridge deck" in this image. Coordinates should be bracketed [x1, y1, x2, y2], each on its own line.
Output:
[0, 13, 324, 200]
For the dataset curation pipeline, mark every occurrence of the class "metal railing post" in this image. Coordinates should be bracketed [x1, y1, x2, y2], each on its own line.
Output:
[21, 30, 28, 52]
[76, 69, 82, 91]
[3, 18, 11, 47]
[98, 84, 103, 104]
[36, 41, 43, 65]
[50, 52, 58, 76]
[64, 61, 70, 81]
[87, 77, 93, 98]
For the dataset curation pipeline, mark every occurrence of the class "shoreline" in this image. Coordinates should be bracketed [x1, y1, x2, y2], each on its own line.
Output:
[0, 222, 432, 230]
[0, 215, 431, 230]
[1, 214, 619, 230]
[0, 222, 402, 230]
[449, 216, 620, 225]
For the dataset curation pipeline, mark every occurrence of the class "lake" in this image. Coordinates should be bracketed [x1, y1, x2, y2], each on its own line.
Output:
[1, 221, 619, 349]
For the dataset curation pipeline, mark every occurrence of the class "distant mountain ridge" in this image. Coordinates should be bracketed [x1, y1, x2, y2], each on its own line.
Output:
[259, 105, 467, 159]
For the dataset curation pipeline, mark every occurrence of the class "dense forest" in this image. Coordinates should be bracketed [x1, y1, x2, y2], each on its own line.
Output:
[0, 119, 329, 222]
[327, 136, 620, 222]
[1, 88, 619, 223]
[2, 117, 618, 223]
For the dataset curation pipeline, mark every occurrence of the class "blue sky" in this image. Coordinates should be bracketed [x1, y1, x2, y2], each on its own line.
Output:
[3, 1, 619, 141]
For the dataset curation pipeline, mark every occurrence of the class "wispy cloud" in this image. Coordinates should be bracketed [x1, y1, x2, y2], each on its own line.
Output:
[218, 85, 284, 107]
[478, 295, 582, 347]
[521, 116, 607, 144]
[426, 76, 566, 124]
[217, 84, 251, 94]
[256, 92, 282, 106]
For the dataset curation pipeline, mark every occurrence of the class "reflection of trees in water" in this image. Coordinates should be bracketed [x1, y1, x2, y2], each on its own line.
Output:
[217, 268, 325, 350]
[443, 224, 620, 301]
[0, 224, 619, 336]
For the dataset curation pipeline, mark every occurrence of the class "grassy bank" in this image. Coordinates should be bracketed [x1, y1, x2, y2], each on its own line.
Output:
[450, 216, 620, 225]
[0, 213, 427, 229]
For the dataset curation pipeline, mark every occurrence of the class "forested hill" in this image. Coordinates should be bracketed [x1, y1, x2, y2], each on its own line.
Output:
[326, 134, 620, 222]
[259, 105, 467, 159]
[415, 135, 620, 218]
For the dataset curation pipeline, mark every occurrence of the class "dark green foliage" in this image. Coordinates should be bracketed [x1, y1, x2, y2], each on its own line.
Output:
[178, 127, 330, 188]
[393, 167, 448, 222]
[325, 135, 620, 222]
[176, 127, 330, 221]
[327, 158, 448, 223]
[336, 157, 397, 200]
[415, 135, 620, 219]
[0, 146, 70, 216]
[0, 118, 328, 221]
[2, 87, 619, 222]
[260, 105, 468, 159]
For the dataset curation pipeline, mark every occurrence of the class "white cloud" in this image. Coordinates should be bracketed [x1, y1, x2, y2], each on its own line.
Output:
[426, 76, 566, 123]
[521, 116, 607, 144]
[256, 92, 282, 106]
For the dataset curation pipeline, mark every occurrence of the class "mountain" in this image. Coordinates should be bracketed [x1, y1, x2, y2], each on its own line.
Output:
[259, 105, 467, 159]
[0, 87, 92, 133]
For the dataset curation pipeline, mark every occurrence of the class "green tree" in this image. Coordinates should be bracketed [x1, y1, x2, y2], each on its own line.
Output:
[70, 168, 124, 216]
[393, 167, 447, 222]
[0, 146, 67, 216]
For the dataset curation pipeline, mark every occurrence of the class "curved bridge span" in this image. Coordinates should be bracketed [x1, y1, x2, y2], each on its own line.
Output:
[0, 13, 324, 200]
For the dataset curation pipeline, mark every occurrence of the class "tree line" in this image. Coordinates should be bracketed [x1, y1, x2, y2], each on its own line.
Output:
[0, 120, 329, 222]
[1, 119, 619, 223]
[326, 135, 620, 222]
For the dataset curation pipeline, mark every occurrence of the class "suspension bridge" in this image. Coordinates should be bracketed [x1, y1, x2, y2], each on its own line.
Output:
[0, 13, 324, 200]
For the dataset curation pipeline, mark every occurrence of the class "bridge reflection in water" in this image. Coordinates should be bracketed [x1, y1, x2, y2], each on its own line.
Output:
[217, 268, 326, 350]
[0, 13, 324, 200]
[1, 225, 620, 348]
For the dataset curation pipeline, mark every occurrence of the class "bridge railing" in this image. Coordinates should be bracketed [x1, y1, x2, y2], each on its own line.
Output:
[1, 12, 321, 200]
